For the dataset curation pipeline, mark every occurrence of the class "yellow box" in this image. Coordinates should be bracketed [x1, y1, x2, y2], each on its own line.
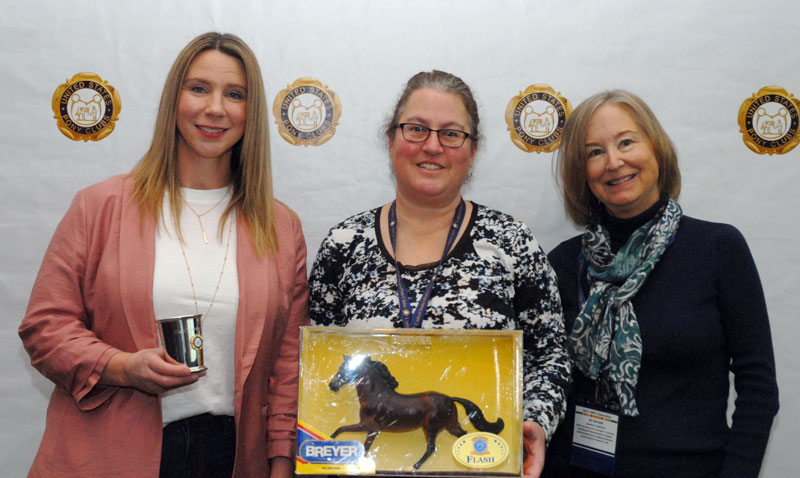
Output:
[296, 326, 522, 477]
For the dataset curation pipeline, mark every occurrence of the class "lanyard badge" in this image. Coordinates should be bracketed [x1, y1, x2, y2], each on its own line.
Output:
[571, 403, 619, 475]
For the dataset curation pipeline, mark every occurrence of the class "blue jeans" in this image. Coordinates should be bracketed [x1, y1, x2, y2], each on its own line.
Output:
[160, 413, 236, 478]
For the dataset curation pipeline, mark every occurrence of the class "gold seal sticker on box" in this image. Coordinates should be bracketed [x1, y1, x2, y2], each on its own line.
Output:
[296, 327, 522, 477]
[273, 77, 341, 146]
[738, 86, 800, 155]
[452, 432, 510, 469]
[52, 72, 121, 142]
[505, 84, 572, 153]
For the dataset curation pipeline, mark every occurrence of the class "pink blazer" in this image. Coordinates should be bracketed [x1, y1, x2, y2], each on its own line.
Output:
[19, 175, 309, 478]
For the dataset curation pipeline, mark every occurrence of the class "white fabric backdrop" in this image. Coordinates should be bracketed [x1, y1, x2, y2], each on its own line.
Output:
[1, 1, 797, 476]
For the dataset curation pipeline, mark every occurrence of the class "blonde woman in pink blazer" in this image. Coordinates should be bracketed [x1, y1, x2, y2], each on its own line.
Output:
[19, 32, 308, 478]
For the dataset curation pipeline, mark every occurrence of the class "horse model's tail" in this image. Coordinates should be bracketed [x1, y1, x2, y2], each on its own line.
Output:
[452, 397, 505, 434]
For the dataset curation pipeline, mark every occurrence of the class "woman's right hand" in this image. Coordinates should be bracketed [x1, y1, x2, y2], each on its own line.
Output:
[99, 347, 204, 395]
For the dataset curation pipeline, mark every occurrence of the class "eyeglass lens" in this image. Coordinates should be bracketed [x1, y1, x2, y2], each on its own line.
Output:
[400, 123, 468, 148]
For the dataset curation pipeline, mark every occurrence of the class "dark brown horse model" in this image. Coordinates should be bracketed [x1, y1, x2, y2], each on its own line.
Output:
[328, 354, 504, 469]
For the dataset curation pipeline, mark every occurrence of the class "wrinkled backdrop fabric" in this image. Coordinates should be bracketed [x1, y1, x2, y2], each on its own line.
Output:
[1, 1, 797, 476]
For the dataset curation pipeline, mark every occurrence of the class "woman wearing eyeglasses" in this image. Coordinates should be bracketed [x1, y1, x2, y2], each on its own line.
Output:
[308, 70, 570, 478]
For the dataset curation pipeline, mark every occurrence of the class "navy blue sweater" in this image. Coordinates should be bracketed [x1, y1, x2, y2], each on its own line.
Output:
[543, 201, 779, 478]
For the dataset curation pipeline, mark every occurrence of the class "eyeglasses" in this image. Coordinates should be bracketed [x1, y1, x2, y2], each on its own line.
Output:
[396, 123, 471, 148]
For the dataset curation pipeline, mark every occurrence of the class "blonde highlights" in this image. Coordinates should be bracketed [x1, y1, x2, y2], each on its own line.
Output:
[131, 32, 277, 256]
[556, 90, 681, 225]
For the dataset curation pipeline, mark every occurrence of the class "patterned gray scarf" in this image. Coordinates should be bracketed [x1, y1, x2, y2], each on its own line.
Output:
[569, 198, 682, 416]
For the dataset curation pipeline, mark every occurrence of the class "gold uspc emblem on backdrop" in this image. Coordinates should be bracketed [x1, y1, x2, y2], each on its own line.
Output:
[273, 78, 341, 146]
[52, 73, 121, 142]
[505, 84, 572, 153]
[738, 86, 799, 155]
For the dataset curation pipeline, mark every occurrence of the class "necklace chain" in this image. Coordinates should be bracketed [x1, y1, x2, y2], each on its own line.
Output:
[183, 190, 230, 244]
[178, 213, 234, 320]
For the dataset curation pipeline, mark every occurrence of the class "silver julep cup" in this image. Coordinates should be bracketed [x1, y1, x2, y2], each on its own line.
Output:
[156, 314, 206, 372]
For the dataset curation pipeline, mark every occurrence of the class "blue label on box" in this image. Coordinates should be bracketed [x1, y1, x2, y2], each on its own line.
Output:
[299, 440, 364, 464]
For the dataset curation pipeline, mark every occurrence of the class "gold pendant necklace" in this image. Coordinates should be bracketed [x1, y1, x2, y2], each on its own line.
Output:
[178, 216, 234, 320]
[183, 190, 230, 244]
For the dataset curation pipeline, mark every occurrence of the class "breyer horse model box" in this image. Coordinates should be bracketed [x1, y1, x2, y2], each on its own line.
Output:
[296, 327, 523, 476]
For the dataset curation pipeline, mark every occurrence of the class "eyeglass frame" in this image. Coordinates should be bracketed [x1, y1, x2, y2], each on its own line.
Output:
[394, 123, 472, 148]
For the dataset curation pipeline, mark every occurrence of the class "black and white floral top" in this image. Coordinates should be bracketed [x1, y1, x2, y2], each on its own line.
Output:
[309, 202, 570, 439]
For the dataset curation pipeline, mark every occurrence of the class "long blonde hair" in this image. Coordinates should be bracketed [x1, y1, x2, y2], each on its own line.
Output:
[131, 32, 277, 256]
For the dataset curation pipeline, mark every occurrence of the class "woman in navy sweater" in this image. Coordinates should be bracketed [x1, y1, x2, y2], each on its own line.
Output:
[542, 90, 778, 478]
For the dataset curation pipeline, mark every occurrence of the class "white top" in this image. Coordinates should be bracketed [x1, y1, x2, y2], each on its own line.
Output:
[154, 187, 238, 425]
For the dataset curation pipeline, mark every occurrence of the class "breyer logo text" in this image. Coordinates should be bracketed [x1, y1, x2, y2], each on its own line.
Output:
[300, 440, 363, 464]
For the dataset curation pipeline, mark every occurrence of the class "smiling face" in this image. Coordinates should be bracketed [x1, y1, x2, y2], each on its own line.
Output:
[585, 103, 661, 219]
[389, 88, 476, 208]
[176, 49, 247, 171]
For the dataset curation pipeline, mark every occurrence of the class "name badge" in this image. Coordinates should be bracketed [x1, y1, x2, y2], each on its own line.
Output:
[571, 405, 618, 475]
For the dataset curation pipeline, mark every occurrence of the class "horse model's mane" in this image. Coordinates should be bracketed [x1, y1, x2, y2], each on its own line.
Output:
[368, 359, 399, 390]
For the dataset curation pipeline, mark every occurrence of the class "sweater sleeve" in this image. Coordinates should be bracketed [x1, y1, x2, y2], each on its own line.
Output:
[515, 225, 572, 442]
[714, 226, 779, 477]
[18, 190, 120, 410]
[308, 228, 347, 326]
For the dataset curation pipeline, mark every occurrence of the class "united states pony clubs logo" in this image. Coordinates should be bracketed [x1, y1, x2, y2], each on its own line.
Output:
[505, 84, 572, 153]
[273, 77, 341, 147]
[52, 73, 121, 142]
[738, 86, 799, 155]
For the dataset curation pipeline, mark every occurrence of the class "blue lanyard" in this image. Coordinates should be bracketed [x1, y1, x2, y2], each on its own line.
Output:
[388, 199, 466, 328]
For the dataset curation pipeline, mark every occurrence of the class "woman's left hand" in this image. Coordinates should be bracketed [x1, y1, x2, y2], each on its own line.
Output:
[523, 420, 546, 478]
